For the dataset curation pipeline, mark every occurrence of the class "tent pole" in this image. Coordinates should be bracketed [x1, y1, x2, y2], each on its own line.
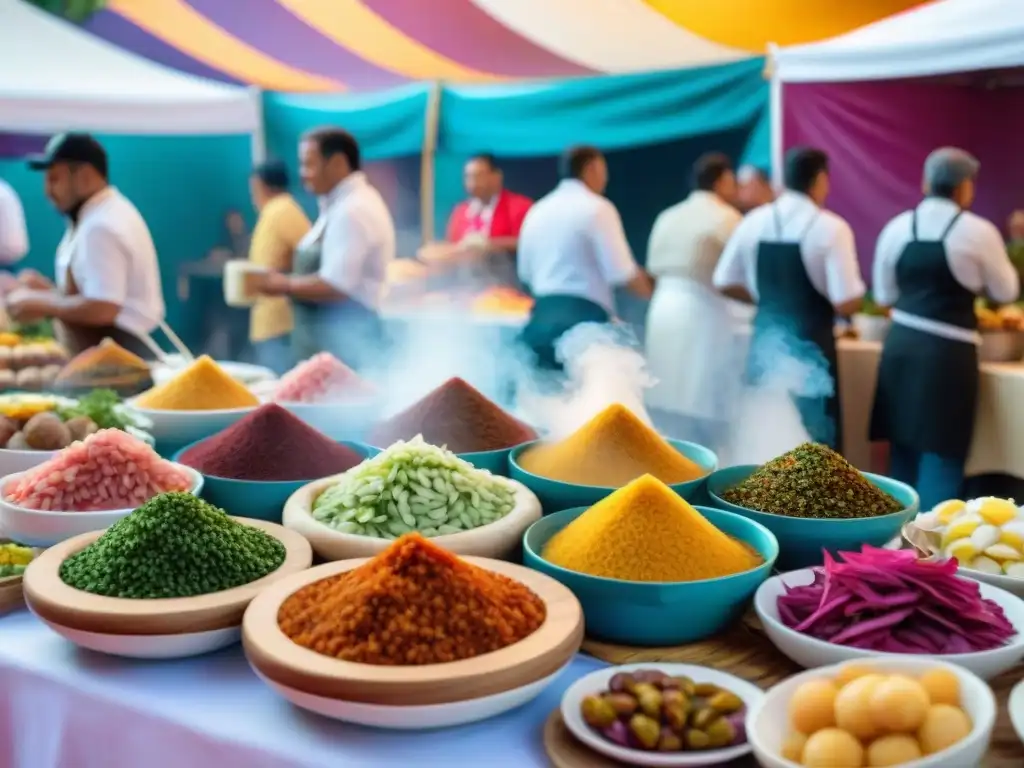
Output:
[249, 87, 267, 165]
[419, 81, 442, 245]
[767, 44, 783, 190]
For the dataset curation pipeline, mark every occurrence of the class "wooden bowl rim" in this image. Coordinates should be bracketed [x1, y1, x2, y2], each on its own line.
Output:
[23, 517, 312, 633]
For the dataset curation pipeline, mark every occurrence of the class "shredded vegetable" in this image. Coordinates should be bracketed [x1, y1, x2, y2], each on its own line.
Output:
[777, 546, 1015, 654]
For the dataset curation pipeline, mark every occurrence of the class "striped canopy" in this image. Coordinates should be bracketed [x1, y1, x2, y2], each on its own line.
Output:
[83, 0, 923, 92]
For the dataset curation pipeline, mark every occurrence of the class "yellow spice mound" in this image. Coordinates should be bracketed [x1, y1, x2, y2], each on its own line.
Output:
[543, 474, 762, 582]
[519, 403, 705, 486]
[135, 355, 259, 411]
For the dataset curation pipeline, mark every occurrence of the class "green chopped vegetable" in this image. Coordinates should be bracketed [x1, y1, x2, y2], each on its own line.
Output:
[56, 388, 154, 444]
[0, 564, 26, 579]
[312, 435, 517, 539]
[59, 492, 286, 598]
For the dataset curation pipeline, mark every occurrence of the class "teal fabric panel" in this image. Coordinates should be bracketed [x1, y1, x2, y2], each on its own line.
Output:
[740, 105, 771, 171]
[0, 134, 252, 348]
[438, 58, 767, 156]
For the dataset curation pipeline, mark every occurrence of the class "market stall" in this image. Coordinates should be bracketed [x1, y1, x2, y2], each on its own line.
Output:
[771, 0, 1024, 269]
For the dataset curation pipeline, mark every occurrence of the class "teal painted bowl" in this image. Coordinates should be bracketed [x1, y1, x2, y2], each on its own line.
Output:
[706, 465, 920, 569]
[365, 443, 524, 477]
[172, 441, 379, 522]
[509, 439, 717, 513]
[523, 505, 778, 646]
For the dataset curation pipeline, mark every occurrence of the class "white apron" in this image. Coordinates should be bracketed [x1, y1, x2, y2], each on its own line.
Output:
[644, 276, 745, 421]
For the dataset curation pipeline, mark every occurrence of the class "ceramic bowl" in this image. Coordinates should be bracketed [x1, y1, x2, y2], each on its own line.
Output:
[364, 443, 529, 478]
[561, 662, 763, 766]
[509, 439, 717, 514]
[522, 505, 778, 646]
[173, 440, 377, 523]
[279, 399, 382, 442]
[706, 465, 919, 569]
[958, 568, 1024, 598]
[0, 447, 57, 478]
[127, 400, 258, 453]
[746, 657, 996, 768]
[283, 475, 541, 561]
[0, 464, 204, 548]
[150, 359, 275, 388]
[754, 568, 1024, 680]
[33, 618, 241, 659]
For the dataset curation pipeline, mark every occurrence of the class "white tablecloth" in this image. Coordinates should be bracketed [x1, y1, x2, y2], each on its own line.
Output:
[0, 611, 605, 768]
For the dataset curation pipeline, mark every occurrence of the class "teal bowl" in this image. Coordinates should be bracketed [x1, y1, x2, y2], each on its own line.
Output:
[523, 505, 778, 645]
[365, 443, 522, 477]
[172, 441, 379, 522]
[509, 439, 717, 513]
[706, 465, 919, 569]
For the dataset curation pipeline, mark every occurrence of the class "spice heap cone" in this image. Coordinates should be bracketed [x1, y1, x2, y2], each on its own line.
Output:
[278, 533, 546, 665]
[135, 355, 259, 411]
[274, 353, 373, 404]
[179, 403, 363, 481]
[543, 475, 762, 582]
[55, 338, 152, 393]
[59, 492, 286, 598]
[519, 403, 705, 486]
[721, 442, 903, 519]
[368, 377, 537, 454]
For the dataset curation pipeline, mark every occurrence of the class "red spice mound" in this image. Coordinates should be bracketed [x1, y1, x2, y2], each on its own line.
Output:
[367, 377, 537, 453]
[278, 533, 547, 665]
[5, 429, 193, 511]
[274, 353, 373, 404]
[179, 403, 364, 481]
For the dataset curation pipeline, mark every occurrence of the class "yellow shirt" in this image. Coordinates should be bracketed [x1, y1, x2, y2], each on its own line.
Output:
[248, 194, 311, 341]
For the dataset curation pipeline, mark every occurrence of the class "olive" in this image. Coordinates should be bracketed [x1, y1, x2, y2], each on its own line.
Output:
[663, 701, 688, 732]
[661, 688, 688, 709]
[690, 707, 721, 730]
[628, 714, 661, 750]
[609, 672, 638, 694]
[707, 690, 744, 714]
[580, 695, 617, 729]
[634, 669, 671, 687]
[693, 682, 720, 697]
[667, 675, 697, 696]
[705, 717, 737, 748]
[684, 728, 712, 750]
[635, 686, 663, 718]
[657, 727, 683, 752]
[603, 692, 638, 717]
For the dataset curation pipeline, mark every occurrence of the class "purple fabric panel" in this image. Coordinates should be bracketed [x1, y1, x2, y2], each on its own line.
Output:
[0, 134, 47, 159]
[971, 87, 1024, 234]
[83, 10, 241, 85]
[184, 0, 407, 89]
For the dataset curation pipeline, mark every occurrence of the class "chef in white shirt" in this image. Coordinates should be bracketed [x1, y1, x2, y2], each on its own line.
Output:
[0, 177, 28, 265]
[517, 145, 652, 369]
[714, 147, 865, 450]
[5, 133, 164, 357]
[251, 127, 395, 369]
[645, 153, 742, 448]
[870, 148, 1019, 509]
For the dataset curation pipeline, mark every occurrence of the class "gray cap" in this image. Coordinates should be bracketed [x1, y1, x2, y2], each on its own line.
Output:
[924, 147, 979, 192]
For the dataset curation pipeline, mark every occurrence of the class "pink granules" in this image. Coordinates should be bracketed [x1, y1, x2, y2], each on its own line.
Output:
[4, 429, 194, 512]
[273, 353, 374, 404]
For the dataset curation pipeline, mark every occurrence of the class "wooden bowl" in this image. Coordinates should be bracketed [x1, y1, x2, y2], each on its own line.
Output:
[243, 556, 584, 706]
[23, 518, 312, 635]
[282, 476, 541, 562]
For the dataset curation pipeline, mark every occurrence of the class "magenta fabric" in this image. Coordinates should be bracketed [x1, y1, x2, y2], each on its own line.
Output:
[783, 76, 1024, 283]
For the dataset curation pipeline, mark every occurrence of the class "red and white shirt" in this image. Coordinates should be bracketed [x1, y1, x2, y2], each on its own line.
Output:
[446, 189, 533, 245]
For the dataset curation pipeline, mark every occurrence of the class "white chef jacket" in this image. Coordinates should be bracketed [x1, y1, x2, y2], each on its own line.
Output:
[873, 197, 1019, 344]
[304, 171, 395, 311]
[713, 191, 866, 306]
[55, 187, 164, 336]
[517, 179, 638, 314]
[647, 191, 742, 283]
[0, 179, 28, 265]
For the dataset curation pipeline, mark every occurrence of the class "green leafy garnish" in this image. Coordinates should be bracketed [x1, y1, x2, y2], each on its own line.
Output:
[0, 564, 26, 579]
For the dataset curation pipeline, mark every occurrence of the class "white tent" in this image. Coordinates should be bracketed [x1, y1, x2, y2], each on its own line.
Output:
[0, 0, 260, 135]
[774, 0, 1024, 83]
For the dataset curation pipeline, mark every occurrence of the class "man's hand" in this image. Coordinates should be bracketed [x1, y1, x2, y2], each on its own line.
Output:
[246, 270, 291, 297]
[16, 269, 53, 291]
[5, 288, 55, 323]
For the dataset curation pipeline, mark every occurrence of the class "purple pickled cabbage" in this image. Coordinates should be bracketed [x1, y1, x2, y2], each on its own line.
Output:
[775, 546, 1016, 654]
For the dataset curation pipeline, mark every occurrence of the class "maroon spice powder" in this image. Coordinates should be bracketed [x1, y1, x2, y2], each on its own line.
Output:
[367, 377, 537, 454]
[180, 404, 363, 481]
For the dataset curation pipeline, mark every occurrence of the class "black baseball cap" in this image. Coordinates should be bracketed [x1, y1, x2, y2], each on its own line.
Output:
[27, 133, 108, 177]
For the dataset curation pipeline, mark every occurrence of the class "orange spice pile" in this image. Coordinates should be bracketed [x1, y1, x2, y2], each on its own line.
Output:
[277, 533, 546, 665]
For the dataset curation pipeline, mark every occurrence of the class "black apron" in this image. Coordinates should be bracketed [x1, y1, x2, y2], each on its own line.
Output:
[748, 205, 842, 450]
[869, 209, 978, 460]
[290, 225, 385, 371]
[519, 294, 609, 371]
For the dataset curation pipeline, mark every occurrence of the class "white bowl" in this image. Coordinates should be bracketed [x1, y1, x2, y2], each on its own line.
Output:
[283, 477, 541, 561]
[852, 313, 890, 342]
[755, 568, 1024, 680]
[127, 401, 257, 447]
[0, 464, 204, 548]
[277, 398, 382, 440]
[958, 567, 1024, 598]
[35, 613, 240, 659]
[1009, 679, 1024, 745]
[253, 661, 566, 729]
[0, 447, 56, 477]
[561, 663, 762, 766]
[151, 359, 275, 388]
[746, 658, 996, 768]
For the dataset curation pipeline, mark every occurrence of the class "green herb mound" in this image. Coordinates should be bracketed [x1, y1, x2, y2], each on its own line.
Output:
[721, 442, 904, 520]
[59, 492, 286, 599]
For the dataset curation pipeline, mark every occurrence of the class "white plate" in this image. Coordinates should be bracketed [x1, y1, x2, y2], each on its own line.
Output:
[151, 359, 275, 387]
[747, 657, 995, 768]
[755, 568, 1024, 680]
[254, 662, 567, 730]
[561, 663, 761, 766]
[1011, 679, 1024, 746]
[0, 465, 203, 547]
[37, 615, 240, 659]
[128, 400, 257, 446]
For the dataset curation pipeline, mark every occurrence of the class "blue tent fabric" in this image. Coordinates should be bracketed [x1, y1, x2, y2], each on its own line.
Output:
[740, 105, 771, 170]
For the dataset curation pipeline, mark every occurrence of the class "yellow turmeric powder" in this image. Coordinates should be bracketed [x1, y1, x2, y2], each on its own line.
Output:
[135, 356, 259, 411]
[543, 474, 762, 582]
[518, 403, 705, 486]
